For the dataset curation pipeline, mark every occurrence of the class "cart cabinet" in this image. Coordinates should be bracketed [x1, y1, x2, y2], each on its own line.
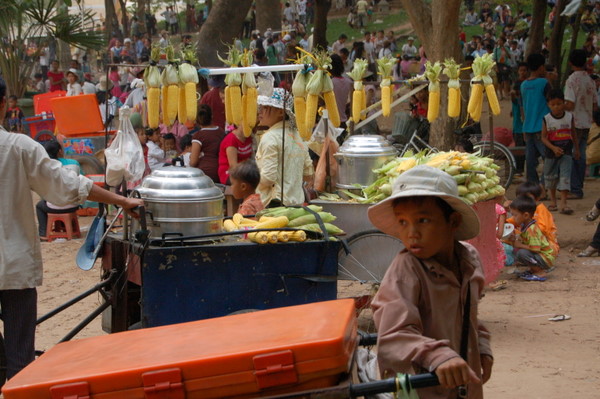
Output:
[139, 239, 341, 327]
[2, 299, 358, 399]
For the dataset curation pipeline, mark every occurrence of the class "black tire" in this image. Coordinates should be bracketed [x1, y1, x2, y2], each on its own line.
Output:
[69, 155, 105, 175]
[0, 332, 6, 390]
[474, 142, 516, 188]
[33, 129, 55, 143]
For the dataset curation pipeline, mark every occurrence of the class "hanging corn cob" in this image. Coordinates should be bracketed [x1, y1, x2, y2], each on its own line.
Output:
[164, 46, 180, 126]
[424, 61, 443, 122]
[347, 59, 369, 123]
[443, 59, 462, 118]
[291, 55, 311, 140]
[160, 67, 169, 125]
[218, 47, 243, 126]
[240, 50, 257, 137]
[143, 46, 162, 129]
[179, 48, 199, 122]
[377, 56, 395, 117]
[468, 53, 500, 121]
[304, 65, 323, 132]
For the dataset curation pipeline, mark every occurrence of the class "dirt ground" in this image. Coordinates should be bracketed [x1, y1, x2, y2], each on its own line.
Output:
[13, 97, 600, 398]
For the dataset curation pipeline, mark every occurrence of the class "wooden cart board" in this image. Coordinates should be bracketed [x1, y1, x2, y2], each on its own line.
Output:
[2, 299, 358, 399]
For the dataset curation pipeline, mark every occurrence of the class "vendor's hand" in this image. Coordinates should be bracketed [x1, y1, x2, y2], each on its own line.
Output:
[480, 355, 493, 384]
[122, 198, 144, 219]
[435, 357, 480, 390]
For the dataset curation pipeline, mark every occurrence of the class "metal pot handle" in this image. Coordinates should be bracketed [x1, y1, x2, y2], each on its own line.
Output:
[131, 190, 149, 243]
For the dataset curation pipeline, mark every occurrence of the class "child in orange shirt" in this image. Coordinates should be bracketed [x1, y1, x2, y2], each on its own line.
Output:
[507, 182, 558, 253]
[230, 160, 264, 216]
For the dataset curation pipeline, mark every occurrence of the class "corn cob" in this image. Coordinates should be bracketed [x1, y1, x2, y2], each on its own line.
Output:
[254, 216, 289, 229]
[178, 83, 187, 123]
[147, 87, 160, 128]
[224, 86, 232, 125]
[443, 59, 461, 118]
[289, 230, 307, 242]
[377, 57, 395, 117]
[348, 59, 369, 123]
[160, 72, 169, 125]
[219, 47, 243, 126]
[305, 69, 323, 131]
[292, 65, 310, 140]
[232, 213, 244, 226]
[248, 231, 269, 244]
[179, 49, 199, 122]
[277, 231, 290, 242]
[322, 90, 340, 127]
[267, 232, 279, 244]
[143, 47, 162, 129]
[424, 61, 442, 122]
[223, 219, 237, 232]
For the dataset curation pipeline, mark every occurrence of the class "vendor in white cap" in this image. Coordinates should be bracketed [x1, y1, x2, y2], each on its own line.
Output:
[255, 88, 314, 207]
[401, 36, 418, 58]
[65, 68, 82, 96]
[368, 165, 493, 399]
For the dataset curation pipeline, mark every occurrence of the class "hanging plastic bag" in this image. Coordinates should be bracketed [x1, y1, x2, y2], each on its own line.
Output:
[314, 132, 339, 192]
[105, 106, 146, 187]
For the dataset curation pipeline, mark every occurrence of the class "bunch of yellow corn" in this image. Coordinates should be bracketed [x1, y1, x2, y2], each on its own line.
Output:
[443, 59, 462, 118]
[179, 49, 199, 123]
[143, 46, 162, 129]
[163, 46, 180, 126]
[218, 47, 243, 126]
[160, 67, 169, 125]
[291, 63, 311, 140]
[377, 57, 395, 117]
[424, 61, 443, 122]
[240, 50, 257, 138]
[467, 53, 500, 122]
[302, 49, 340, 130]
[347, 59, 369, 123]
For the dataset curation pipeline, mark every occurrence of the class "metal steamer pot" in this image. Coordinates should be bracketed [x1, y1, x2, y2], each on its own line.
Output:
[334, 135, 396, 189]
[135, 166, 224, 239]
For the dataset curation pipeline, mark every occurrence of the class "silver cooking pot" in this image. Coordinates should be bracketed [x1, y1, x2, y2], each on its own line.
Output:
[135, 166, 224, 239]
[334, 135, 396, 189]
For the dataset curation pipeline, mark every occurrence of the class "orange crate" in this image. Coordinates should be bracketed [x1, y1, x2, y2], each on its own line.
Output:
[33, 91, 66, 114]
[2, 299, 358, 399]
[50, 94, 104, 136]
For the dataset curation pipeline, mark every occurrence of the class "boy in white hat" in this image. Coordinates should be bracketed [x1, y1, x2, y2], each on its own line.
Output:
[368, 165, 493, 399]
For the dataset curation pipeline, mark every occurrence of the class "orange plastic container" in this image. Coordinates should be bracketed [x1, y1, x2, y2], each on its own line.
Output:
[2, 299, 358, 399]
[50, 94, 104, 136]
[33, 91, 66, 114]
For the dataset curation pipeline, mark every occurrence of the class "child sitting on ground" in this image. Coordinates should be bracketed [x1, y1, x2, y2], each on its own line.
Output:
[540, 89, 579, 215]
[368, 165, 493, 398]
[508, 195, 557, 281]
[507, 181, 559, 254]
[229, 160, 264, 216]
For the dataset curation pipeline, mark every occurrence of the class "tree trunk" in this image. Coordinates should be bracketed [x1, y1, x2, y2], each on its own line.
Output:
[117, 0, 129, 39]
[561, 0, 586, 87]
[548, 0, 567, 83]
[136, 0, 147, 34]
[105, 0, 119, 42]
[196, 0, 252, 67]
[256, 0, 281, 35]
[399, 0, 462, 150]
[525, 0, 547, 57]
[313, 0, 332, 50]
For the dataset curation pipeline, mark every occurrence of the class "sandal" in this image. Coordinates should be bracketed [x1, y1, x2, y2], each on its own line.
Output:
[547, 205, 558, 211]
[586, 206, 600, 222]
[559, 207, 574, 215]
[577, 246, 599, 257]
[520, 274, 547, 282]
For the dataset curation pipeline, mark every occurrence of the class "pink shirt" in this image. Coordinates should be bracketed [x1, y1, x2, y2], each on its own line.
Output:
[217, 132, 253, 184]
[372, 242, 491, 399]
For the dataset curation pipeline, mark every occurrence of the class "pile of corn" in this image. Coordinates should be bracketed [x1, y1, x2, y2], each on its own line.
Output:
[344, 150, 505, 205]
[223, 206, 344, 244]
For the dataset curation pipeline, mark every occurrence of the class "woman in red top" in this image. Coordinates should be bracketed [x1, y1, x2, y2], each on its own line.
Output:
[217, 124, 253, 184]
[47, 60, 65, 92]
[189, 104, 225, 182]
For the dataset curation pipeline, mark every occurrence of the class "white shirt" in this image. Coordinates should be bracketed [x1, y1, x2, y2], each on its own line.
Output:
[66, 82, 83, 96]
[296, 0, 307, 15]
[147, 140, 166, 170]
[564, 70, 597, 129]
[82, 81, 97, 95]
[0, 128, 93, 289]
[402, 44, 417, 57]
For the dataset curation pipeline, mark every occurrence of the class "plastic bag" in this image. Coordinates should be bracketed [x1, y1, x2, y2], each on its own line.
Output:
[104, 106, 145, 186]
[314, 134, 339, 192]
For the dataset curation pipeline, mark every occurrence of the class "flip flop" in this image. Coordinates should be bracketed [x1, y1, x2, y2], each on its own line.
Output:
[560, 207, 574, 215]
[520, 274, 547, 282]
[547, 205, 558, 211]
[548, 314, 571, 321]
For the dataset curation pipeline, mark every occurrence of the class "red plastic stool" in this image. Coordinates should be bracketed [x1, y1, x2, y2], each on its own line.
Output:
[46, 212, 81, 241]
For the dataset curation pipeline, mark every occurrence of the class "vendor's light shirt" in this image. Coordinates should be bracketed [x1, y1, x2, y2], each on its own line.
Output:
[255, 121, 313, 206]
[371, 242, 492, 399]
[0, 127, 93, 290]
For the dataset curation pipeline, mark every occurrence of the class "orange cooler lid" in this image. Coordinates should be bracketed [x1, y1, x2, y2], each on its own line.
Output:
[50, 94, 104, 136]
[2, 299, 358, 399]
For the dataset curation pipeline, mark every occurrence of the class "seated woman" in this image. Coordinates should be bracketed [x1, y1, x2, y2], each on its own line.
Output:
[217, 124, 253, 185]
[189, 104, 225, 182]
[36, 140, 82, 240]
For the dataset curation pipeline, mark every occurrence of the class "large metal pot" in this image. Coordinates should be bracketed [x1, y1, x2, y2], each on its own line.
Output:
[334, 135, 396, 189]
[136, 166, 224, 239]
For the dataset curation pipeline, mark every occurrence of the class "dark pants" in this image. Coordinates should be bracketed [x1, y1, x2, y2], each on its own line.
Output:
[36, 200, 79, 237]
[570, 128, 589, 198]
[513, 132, 525, 174]
[515, 248, 549, 270]
[524, 132, 546, 185]
[0, 288, 37, 380]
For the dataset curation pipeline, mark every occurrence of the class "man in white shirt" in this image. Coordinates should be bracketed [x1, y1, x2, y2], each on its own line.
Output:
[401, 37, 418, 57]
[332, 34, 348, 55]
[0, 77, 143, 380]
[296, 0, 307, 25]
[356, 0, 369, 28]
[283, 2, 296, 25]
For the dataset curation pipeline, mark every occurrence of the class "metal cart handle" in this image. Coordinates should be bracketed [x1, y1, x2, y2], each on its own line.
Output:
[349, 373, 440, 397]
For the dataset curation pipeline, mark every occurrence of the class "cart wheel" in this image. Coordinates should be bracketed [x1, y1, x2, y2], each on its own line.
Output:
[70, 155, 105, 175]
[0, 332, 6, 390]
[34, 129, 55, 143]
[337, 230, 404, 332]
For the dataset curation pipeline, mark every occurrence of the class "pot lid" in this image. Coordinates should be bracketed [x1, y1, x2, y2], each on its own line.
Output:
[336, 134, 396, 156]
[137, 166, 224, 201]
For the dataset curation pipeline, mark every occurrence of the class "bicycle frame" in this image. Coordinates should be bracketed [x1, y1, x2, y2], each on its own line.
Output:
[399, 129, 436, 157]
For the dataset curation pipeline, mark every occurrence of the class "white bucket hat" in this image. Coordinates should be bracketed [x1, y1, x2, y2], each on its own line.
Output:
[367, 165, 480, 241]
[257, 88, 296, 125]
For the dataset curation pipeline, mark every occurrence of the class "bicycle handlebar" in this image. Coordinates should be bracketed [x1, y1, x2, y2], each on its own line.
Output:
[349, 372, 440, 397]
